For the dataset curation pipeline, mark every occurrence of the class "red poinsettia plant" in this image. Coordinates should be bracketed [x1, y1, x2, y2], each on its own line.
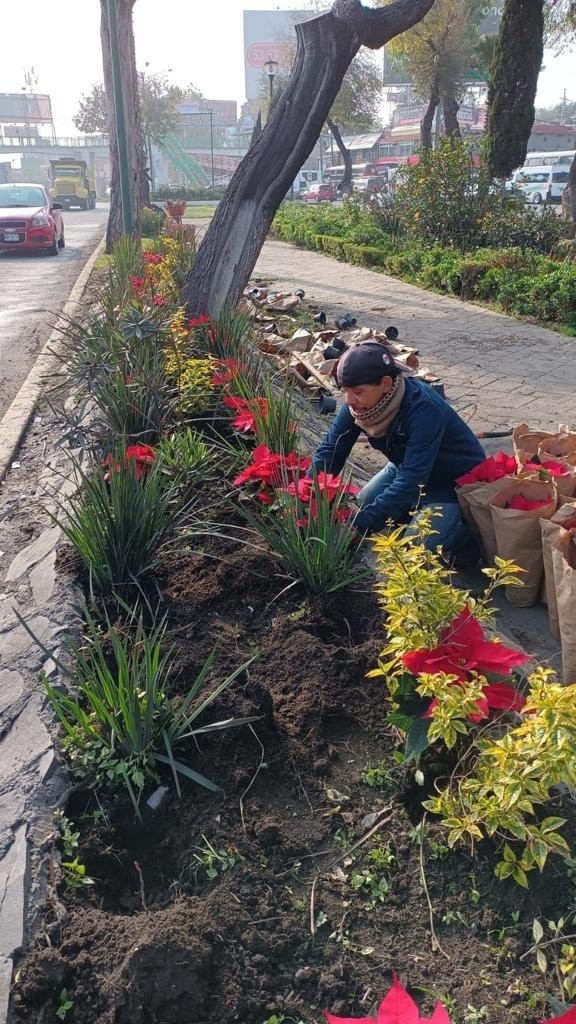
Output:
[324, 972, 450, 1023]
[211, 358, 243, 388]
[284, 472, 360, 525]
[402, 608, 529, 722]
[455, 451, 517, 486]
[506, 494, 552, 511]
[102, 444, 156, 481]
[525, 459, 572, 478]
[224, 395, 268, 434]
[233, 445, 312, 504]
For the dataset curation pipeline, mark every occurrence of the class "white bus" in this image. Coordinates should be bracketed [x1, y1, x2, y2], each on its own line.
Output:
[523, 150, 575, 167]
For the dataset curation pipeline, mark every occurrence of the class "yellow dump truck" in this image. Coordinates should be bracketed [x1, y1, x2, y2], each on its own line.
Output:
[49, 159, 96, 210]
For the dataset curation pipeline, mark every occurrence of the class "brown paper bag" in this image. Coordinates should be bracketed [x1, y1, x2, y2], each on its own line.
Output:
[490, 479, 557, 606]
[512, 422, 555, 466]
[518, 462, 576, 499]
[540, 504, 576, 638]
[461, 477, 516, 563]
[551, 530, 576, 684]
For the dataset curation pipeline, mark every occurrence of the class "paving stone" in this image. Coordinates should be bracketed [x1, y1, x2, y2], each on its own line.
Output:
[0, 824, 28, 956]
[0, 956, 12, 1023]
[29, 549, 57, 607]
[0, 615, 59, 665]
[0, 671, 24, 719]
[0, 699, 52, 783]
[4, 527, 60, 584]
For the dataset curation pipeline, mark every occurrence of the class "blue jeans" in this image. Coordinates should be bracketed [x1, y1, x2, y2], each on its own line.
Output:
[357, 463, 473, 556]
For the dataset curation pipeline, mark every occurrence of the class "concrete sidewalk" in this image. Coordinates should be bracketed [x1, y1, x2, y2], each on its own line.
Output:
[254, 238, 576, 436]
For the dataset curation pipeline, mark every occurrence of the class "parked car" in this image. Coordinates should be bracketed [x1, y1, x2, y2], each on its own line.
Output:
[301, 182, 337, 203]
[352, 176, 388, 195]
[514, 166, 569, 205]
[0, 182, 64, 255]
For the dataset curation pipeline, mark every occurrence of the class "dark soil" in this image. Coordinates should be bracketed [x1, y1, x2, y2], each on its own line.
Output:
[10, 532, 575, 1024]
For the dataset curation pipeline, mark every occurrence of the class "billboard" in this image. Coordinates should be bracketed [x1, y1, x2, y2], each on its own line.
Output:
[0, 93, 53, 124]
[383, 3, 503, 87]
[243, 9, 306, 101]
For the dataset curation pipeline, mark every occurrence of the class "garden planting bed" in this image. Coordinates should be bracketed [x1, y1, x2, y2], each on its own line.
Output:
[10, 528, 575, 1024]
[7, 235, 576, 1024]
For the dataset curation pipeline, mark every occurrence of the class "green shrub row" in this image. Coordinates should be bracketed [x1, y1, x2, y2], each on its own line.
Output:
[272, 210, 576, 329]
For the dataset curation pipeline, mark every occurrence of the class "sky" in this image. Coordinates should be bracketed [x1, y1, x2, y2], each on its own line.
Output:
[1, 0, 575, 135]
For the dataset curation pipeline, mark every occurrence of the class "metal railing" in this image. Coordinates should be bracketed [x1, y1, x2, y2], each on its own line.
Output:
[0, 134, 108, 149]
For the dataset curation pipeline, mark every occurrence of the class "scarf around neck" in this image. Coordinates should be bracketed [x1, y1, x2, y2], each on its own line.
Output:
[351, 375, 406, 438]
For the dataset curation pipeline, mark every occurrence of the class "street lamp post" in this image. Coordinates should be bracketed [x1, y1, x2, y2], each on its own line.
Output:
[263, 58, 278, 120]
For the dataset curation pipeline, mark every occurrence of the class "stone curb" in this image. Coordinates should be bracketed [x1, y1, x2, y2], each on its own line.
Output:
[0, 233, 106, 482]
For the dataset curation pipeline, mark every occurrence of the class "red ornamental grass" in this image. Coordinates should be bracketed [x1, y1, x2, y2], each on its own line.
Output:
[102, 444, 156, 481]
[455, 451, 517, 486]
[324, 971, 450, 1023]
[402, 608, 529, 721]
[224, 395, 268, 434]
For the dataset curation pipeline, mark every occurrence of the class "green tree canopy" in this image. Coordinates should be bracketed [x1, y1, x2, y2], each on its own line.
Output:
[73, 83, 109, 135]
[73, 74, 183, 142]
[378, 0, 486, 146]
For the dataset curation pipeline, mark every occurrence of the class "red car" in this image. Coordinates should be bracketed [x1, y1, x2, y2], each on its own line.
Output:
[0, 182, 65, 255]
[301, 182, 337, 204]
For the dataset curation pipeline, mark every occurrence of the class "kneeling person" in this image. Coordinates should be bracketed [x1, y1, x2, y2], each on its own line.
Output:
[311, 341, 485, 560]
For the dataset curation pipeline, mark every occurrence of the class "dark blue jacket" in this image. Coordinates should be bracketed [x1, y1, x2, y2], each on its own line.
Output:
[312, 377, 485, 534]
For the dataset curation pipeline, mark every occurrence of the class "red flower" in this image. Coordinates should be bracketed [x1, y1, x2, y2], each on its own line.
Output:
[211, 358, 242, 387]
[403, 609, 529, 721]
[506, 495, 551, 511]
[143, 252, 163, 264]
[224, 396, 267, 434]
[234, 446, 311, 494]
[103, 444, 156, 481]
[130, 275, 146, 296]
[425, 681, 526, 723]
[525, 460, 571, 477]
[455, 451, 516, 486]
[287, 472, 360, 503]
[403, 609, 530, 682]
[153, 295, 168, 307]
[188, 314, 211, 328]
[324, 972, 451, 1023]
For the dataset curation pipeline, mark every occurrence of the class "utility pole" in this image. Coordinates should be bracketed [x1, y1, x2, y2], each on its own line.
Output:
[107, 0, 132, 234]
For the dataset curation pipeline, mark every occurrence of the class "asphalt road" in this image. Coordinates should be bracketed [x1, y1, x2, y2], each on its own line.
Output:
[0, 203, 108, 419]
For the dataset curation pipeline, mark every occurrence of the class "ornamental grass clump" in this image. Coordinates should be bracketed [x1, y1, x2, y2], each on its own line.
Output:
[38, 605, 256, 816]
[232, 374, 300, 455]
[238, 470, 367, 598]
[48, 449, 196, 595]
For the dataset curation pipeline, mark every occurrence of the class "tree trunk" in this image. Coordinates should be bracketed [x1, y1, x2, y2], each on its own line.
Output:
[442, 93, 461, 139]
[563, 154, 576, 223]
[327, 116, 352, 193]
[100, 0, 147, 250]
[183, 0, 437, 316]
[484, 0, 544, 180]
[420, 73, 440, 150]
